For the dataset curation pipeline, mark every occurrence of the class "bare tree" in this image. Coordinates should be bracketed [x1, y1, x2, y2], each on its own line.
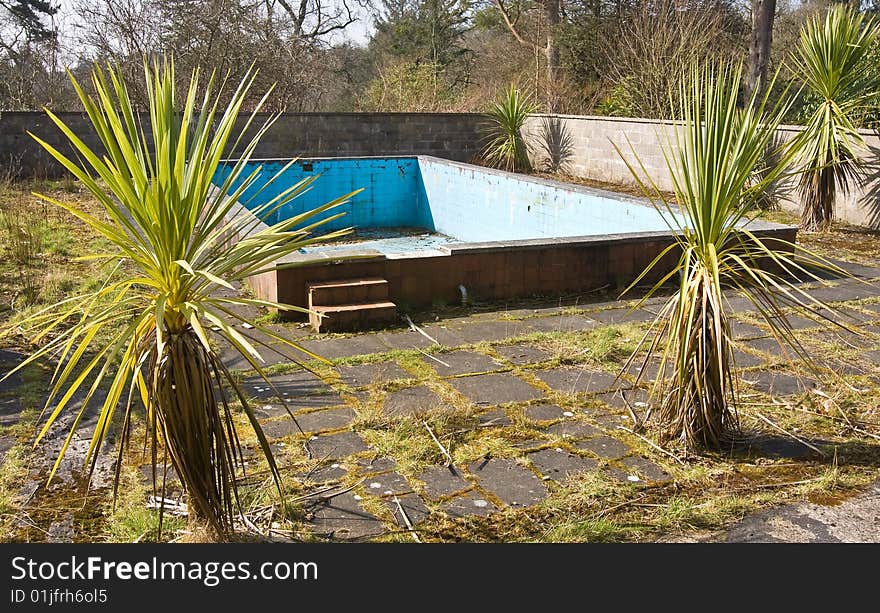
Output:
[70, 0, 365, 110]
[491, 0, 562, 111]
[604, 1, 739, 119]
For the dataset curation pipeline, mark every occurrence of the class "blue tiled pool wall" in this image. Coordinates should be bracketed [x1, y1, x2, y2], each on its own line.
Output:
[214, 156, 676, 243]
[416, 158, 672, 242]
[213, 157, 431, 231]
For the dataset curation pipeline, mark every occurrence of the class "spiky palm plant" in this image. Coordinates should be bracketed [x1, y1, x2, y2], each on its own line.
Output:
[616, 62, 846, 450]
[481, 84, 538, 172]
[0, 60, 355, 538]
[789, 6, 880, 232]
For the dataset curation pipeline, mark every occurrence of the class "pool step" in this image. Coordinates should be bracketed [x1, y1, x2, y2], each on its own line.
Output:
[308, 277, 390, 306]
[307, 278, 397, 332]
[309, 301, 398, 333]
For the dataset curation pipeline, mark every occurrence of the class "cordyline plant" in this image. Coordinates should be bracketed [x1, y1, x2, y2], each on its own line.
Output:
[481, 84, 538, 172]
[789, 5, 880, 232]
[615, 61, 850, 450]
[0, 59, 356, 538]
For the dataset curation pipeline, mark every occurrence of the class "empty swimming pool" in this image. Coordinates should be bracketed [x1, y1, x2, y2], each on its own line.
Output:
[214, 156, 796, 326]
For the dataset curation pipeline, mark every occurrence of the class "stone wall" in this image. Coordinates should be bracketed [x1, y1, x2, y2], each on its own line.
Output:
[522, 114, 880, 229]
[0, 111, 485, 178]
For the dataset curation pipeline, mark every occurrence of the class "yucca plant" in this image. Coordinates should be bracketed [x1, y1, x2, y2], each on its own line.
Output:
[789, 5, 880, 232]
[0, 59, 356, 538]
[616, 61, 847, 450]
[481, 84, 538, 172]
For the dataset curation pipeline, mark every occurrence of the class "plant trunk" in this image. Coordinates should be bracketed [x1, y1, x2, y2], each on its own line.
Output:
[800, 165, 836, 231]
[745, 0, 777, 103]
[151, 329, 234, 539]
[544, 0, 561, 112]
[659, 273, 737, 449]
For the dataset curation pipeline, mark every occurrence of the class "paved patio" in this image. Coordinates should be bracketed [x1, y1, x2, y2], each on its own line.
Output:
[214, 258, 880, 541]
[2, 256, 879, 542]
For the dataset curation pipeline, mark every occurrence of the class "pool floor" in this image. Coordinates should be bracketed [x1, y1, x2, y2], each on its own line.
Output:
[299, 227, 453, 258]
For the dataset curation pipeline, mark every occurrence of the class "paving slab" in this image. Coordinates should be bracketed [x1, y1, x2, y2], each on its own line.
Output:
[441, 490, 499, 518]
[374, 330, 436, 351]
[525, 315, 598, 333]
[494, 344, 553, 365]
[477, 407, 512, 427]
[573, 435, 632, 460]
[523, 404, 568, 422]
[0, 396, 23, 427]
[534, 367, 621, 395]
[243, 371, 339, 405]
[307, 491, 386, 540]
[587, 308, 656, 325]
[742, 371, 816, 396]
[418, 465, 472, 501]
[528, 448, 599, 480]
[260, 418, 303, 441]
[336, 362, 412, 388]
[292, 407, 356, 434]
[386, 493, 431, 527]
[357, 456, 398, 473]
[453, 320, 536, 343]
[732, 349, 765, 369]
[595, 388, 650, 413]
[603, 466, 640, 483]
[731, 321, 765, 339]
[467, 458, 548, 507]
[741, 336, 791, 357]
[299, 335, 391, 359]
[425, 350, 505, 376]
[546, 420, 602, 439]
[448, 373, 544, 406]
[383, 385, 444, 416]
[736, 435, 826, 460]
[307, 431, 370, 459]
[363, 471, 413, 497]
[0, 435, 17, 463]
[620, 456, 672, 483]
[220, 339, 302, 370]
[300, 463, 348, 483]
[804, 281, 880, 303]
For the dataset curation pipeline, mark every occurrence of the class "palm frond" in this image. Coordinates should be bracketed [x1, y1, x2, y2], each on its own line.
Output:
[480, 84, 538, 172]
[2, 58, 357, 537]
[788, 5, 880, 231]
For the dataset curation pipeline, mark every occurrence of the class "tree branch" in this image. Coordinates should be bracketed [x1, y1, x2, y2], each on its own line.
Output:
[492, 0, 532, 47]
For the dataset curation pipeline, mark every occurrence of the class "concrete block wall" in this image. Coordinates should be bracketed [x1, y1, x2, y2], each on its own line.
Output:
[0, 111, 485, 178]
[522, 113, 880, 229]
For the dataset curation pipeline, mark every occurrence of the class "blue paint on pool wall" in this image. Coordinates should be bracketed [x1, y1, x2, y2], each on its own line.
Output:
[213, 156, 679, 251]
[416, 157, 675, 242]
[213, 157, 431, 231]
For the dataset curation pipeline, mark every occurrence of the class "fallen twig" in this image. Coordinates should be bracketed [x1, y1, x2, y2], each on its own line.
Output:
[415, 347, 450, 367]
[423, 420, 454, 466]
[753, 478, 821, 489]
[392, 495, 421, 543]
[405, 314, 439, 345]
[288, 479, 366, 504]
[853, 427, 880, 441]
[590, 493, 649, 520]
[618, 426, 686, 465]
